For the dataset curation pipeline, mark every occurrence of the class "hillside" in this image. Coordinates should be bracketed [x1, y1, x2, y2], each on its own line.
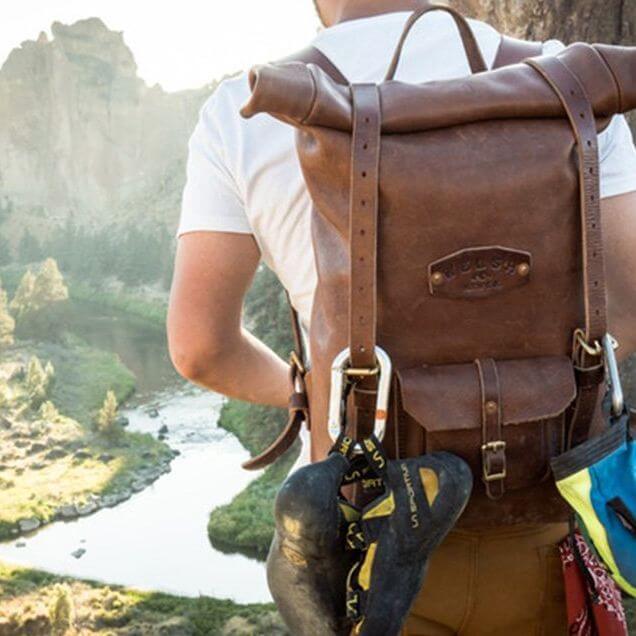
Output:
[0, 18, 212, 254]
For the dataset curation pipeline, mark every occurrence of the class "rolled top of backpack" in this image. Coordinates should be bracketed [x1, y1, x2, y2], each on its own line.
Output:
[241, 43, 636, 133]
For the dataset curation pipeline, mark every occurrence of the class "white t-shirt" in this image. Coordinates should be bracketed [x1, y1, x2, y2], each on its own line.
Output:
[178, 11, 636, 330]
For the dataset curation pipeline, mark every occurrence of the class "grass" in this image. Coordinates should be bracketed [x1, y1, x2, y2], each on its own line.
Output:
[0, 339, 171, 540]
[208, 450, 296, 559]
[207, 399, 298, 557]
[0, 560, 287, 635]
[9, 336, 136, 426]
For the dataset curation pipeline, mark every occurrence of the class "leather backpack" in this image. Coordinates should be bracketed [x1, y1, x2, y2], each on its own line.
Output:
[240, 4, 636, 526]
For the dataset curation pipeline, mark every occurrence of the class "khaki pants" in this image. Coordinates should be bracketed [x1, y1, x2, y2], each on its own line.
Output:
[402, 523, 569, 636]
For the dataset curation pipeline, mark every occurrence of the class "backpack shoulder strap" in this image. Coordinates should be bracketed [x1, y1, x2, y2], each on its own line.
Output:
[279, 45, 348, 85]
[493, 35, 543, 69]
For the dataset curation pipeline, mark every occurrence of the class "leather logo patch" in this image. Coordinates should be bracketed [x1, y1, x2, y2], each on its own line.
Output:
[429, 246, 531, 299]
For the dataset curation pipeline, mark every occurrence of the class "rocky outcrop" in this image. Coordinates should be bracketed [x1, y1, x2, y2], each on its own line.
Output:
[0, 18, 213, 246]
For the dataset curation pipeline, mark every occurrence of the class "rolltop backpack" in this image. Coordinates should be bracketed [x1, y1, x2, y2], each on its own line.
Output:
[239, 3, 636, 527]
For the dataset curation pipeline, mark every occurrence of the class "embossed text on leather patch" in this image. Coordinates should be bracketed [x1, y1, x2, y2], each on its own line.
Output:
[428, 246, 532, 299]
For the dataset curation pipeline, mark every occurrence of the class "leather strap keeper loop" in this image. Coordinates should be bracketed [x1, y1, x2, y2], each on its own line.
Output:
[475, 358, 506, 500]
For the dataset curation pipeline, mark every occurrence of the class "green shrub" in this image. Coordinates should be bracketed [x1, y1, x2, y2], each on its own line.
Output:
[49, 583, 74, 635]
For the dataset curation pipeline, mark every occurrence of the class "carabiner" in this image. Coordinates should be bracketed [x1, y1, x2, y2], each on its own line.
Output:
[602, 333, 624, 417]
[327, 346, 393, 446]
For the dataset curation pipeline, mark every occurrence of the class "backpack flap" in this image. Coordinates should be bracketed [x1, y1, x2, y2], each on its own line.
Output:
[396, 357, 576, 496]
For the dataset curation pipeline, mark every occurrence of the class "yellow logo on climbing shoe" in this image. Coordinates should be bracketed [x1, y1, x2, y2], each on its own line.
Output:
[339, 436, 354, 456]
[401, 463, 420, 529]
[363, 439, 385, 469]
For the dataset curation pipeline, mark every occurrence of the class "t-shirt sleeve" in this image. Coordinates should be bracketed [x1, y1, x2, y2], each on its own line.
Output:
[177, 91, 252, 237]
[598, 115, 636, 200]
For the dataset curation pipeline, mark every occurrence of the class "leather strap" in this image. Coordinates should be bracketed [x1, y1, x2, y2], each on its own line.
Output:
[385, 3, 488, 79]
[281, 45, 348, 85]
[527, 56, 608, 446]
[526, 57, 607, 345]
[475, 358, 506, 500]
[349, 84, 381, 369]
[493, 36, 543, 68]
[242, 372, 308, 470]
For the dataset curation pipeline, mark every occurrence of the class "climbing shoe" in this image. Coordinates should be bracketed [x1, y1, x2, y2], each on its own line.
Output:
[346, 436, 473, 636]
[266, 434, 359, 636]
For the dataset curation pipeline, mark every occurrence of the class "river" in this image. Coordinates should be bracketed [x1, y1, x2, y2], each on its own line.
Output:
[0, 301, 271, 604]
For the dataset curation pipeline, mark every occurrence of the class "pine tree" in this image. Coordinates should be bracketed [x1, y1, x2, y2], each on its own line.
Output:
[17, 229, 42, 264]
[95, 390, 120, 439]
[25, 356, 53, 408]
[49, 583, 74, 635]
[0, 236, 12, 266]
[0, 279, 15, 346]
[10, 269, 35, 319]
[31, 258, 69, 310]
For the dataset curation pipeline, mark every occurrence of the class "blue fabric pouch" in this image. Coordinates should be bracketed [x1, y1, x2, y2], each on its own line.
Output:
[551, 406, 636, 596]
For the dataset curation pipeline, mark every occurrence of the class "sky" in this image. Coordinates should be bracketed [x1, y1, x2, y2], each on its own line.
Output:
[0, 0, 322, 92]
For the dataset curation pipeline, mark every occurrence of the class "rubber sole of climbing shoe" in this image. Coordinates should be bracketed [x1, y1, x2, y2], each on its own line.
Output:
[267, 450, 358, 636]
[349, 447, 473, 636]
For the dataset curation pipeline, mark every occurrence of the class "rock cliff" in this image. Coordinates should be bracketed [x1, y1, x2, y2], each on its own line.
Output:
[0, 18, 213, 246]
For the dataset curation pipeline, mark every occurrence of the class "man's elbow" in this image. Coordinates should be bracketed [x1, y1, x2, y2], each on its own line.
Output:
[168, 337, 229, 388]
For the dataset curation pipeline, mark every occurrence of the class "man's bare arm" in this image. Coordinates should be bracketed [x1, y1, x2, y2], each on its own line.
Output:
[603, 191, 636, 360]
[167, 232, 291, 408]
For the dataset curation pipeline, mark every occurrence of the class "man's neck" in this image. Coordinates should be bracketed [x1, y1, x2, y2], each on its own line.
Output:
[335, 0, 422, 24]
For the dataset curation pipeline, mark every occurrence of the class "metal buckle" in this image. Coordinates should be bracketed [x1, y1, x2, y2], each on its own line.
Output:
[289, 350, 305, 376]
[603, 333, 624, 417]
[481, 440, 507, 481]
[573, 328, 602, 358]
[327, 346, 392, 447]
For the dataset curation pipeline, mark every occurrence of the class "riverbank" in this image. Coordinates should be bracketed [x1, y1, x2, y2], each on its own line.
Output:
[0, 338, 174, 542]
[0, 560, 286, 635]
[209, 400, 297, 558]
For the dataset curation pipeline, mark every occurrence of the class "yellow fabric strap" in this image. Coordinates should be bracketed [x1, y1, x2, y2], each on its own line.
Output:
[556, 468, 636, 596]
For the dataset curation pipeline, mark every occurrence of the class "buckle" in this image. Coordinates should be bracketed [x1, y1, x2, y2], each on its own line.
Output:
[573, 328, 602, 358]
[481, 440, 507, 482]
[327, 346, 392, 449]
[289, 350, 305, 375]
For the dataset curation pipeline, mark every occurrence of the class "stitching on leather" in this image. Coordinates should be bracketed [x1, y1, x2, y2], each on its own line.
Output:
[593, 45, 624, 114]
[299, 65, 319, 125]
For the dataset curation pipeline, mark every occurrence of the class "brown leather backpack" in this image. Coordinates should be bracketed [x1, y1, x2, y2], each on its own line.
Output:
[240, 4, 636, 526]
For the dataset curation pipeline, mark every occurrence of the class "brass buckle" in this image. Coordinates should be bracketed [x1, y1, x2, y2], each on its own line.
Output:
[481, 440, 507, 482]
[573, 329, 602, 358]
[289, 350, 305, 376]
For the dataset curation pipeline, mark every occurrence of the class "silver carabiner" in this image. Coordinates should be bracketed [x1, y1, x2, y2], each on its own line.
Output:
[602, 333, 624, 417]
[327, 346, 392, 446]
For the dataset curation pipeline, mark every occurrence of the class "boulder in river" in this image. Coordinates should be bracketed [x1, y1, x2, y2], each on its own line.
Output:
[147, 407, 160, 418]
[71, 548, 86, 559]
[57, 504, 79, 519]
[28, 442, 47, 453]
[115, 415, 130, 427]
[18, 517, 40, 533]
[73, 449, 92, 460]
[45, 447, 68, 460]
[158, 424, 169, 435]
[131, 479, 146, 492]
[98, 453, 114, 463]
[77, 500, 99, 516]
